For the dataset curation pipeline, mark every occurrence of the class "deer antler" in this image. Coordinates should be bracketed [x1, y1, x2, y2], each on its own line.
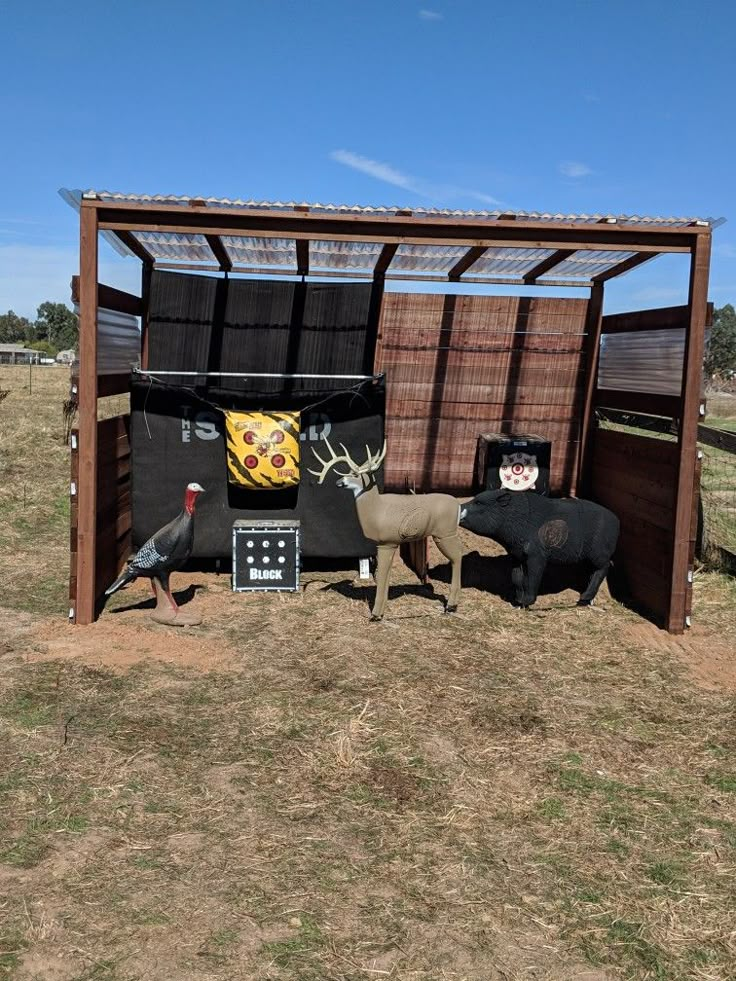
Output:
[308, 437, 361, 483]
[361, 441, 386, 474]
[309, 438, 387, 483]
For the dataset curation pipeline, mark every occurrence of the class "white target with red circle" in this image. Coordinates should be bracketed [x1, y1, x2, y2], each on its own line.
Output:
[499, 452, 538, 491]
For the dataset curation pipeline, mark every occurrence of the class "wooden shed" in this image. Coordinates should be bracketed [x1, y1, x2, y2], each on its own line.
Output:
[62, 190, 717, 633]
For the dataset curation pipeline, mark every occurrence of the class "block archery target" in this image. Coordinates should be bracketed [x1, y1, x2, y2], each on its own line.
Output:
[232, 520, 299, 591]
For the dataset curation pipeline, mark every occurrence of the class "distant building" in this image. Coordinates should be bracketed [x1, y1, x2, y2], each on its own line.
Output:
[56, 349, 77, 365]
[0, 344, 41, 365]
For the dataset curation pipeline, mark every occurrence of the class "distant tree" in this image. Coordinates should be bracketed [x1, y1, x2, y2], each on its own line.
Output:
[705, 304, 736, 379]
[0, 310, 33, 344]
[28, 339, 59, 358]
[34, 302, 78, 352]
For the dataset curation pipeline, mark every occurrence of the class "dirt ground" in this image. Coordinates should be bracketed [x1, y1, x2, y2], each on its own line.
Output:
[2, 367, 736, 980]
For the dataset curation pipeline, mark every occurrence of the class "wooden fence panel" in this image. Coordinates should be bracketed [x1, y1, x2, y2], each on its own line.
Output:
[376, 293, 589, 493]
[94, 414, 131, 610]
[591, 428, 680, 626]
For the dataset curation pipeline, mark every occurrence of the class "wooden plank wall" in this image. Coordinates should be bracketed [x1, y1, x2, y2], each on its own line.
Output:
[375, 293, 589, 493]
[69, 429, 79, 617]
[591, 428, 679, 625]
[94, 414, 131, 610]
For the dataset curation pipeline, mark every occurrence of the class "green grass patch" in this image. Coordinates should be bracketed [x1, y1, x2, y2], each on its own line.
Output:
[646, 859, 686, 887]
[536, 796, 566, 820]
[1, 813, 90, 867]
[705, 771, 736, 793]
[262, 916, 324, 969]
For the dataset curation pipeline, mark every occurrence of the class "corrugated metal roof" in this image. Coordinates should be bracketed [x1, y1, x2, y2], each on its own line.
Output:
[59, 188, 724, 287]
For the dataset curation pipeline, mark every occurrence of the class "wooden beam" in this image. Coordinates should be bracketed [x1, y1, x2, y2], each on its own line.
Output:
[448, 246, 487, 281]
[76, 204, 99, 625]
[100, 222, 693, 254]
[296, 239, 309, 277]
[71, 276, 142, 316]
[97, 374, 131, 397]
[697, 423, 736, 454]
[113, 230, 155, 264]
[668, 233, 712, 633]
[593, 252, 657, 283]
[97, 206, 698, 253]
[140, 262, 152, 370]
[205, 235, 232, 273]
[576, 282, 605, 495]
[595, 388, 682, 418]
[523, 249, 576, 284]
[373, 243, 399, 277]
[601, 302, 714, 334]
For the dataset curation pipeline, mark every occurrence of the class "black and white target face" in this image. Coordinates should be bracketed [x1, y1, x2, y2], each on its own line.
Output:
[500, 452, 538, 491]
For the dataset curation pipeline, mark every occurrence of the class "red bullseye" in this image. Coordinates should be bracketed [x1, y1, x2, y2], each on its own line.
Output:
[272, 453, 286, 468]
[512, 464, 524, 475]
[244, 455, 259, 469]
[243, 430, 256, 445]
[271, 429, 285, 443]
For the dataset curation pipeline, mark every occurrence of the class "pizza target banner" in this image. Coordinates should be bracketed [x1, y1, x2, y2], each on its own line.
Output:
[499, 452, 538, 491]
[224, 410, 300, 489]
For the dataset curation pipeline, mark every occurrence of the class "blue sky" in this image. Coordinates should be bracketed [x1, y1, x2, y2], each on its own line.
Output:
[1, 0, 734, 318]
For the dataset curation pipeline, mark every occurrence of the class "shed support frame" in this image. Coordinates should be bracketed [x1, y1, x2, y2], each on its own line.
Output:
[75, 203, 99, 624]
[69, 197, 714, 632]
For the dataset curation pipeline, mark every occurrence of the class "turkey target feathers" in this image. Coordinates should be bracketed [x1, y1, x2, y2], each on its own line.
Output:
[104, 509, 196, 596]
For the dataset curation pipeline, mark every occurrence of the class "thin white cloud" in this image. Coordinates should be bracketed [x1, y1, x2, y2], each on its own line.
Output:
[330, 149, 502, 207]
[0, 244, 141, 319]
[559, 161, 593, 179]
[419, 9, 443, 19]
[330, 150, 416, 193]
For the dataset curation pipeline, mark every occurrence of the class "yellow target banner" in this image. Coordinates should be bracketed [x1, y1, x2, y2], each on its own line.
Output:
[224, 410, 300, 489]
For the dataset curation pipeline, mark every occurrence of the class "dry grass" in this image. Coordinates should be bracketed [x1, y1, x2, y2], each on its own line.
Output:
[1, 366, 736, 980]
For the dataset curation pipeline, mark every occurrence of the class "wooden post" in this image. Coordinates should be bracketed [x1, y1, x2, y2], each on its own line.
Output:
[575, 281, 605, 496]
[75, 203, 99, 624]
[668, 232, 711, 633]
[140, 261, 153, 369]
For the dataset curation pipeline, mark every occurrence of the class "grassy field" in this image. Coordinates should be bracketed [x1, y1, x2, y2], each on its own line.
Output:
[1, 366, 736, 980]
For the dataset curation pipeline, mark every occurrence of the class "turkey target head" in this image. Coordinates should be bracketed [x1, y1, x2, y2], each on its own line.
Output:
[184, 482, 205, 515]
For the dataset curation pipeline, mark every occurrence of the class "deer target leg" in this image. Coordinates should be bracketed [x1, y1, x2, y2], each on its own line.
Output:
[433, 533, 463, 612]
[371, 545, 396, 621]
[578, 561, 610, 606]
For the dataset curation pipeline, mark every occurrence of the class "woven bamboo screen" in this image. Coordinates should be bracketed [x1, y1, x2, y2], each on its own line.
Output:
[375, 293, 589, 493]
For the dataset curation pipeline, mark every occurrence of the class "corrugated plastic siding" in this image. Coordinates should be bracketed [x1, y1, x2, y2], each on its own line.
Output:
[375, 293, 589, 494]
[137, 232, 216, 263]
[310, 239, 382, 271]
[222, 236, 296, 268]
[598, 328, 685, 396]
[74, 305, 140, 375]
[79, 191, 716, 226]
[391, 244, 468, 273]
[469, 247, 556, 277]
[541, 250, 638, 280]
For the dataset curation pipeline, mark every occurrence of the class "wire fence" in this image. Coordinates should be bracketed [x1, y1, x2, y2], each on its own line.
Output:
[701, 382, 736, 570]
[596, 406, 736, 574]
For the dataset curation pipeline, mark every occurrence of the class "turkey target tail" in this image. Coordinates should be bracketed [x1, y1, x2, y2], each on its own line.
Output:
[105, 565, 138, 596]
